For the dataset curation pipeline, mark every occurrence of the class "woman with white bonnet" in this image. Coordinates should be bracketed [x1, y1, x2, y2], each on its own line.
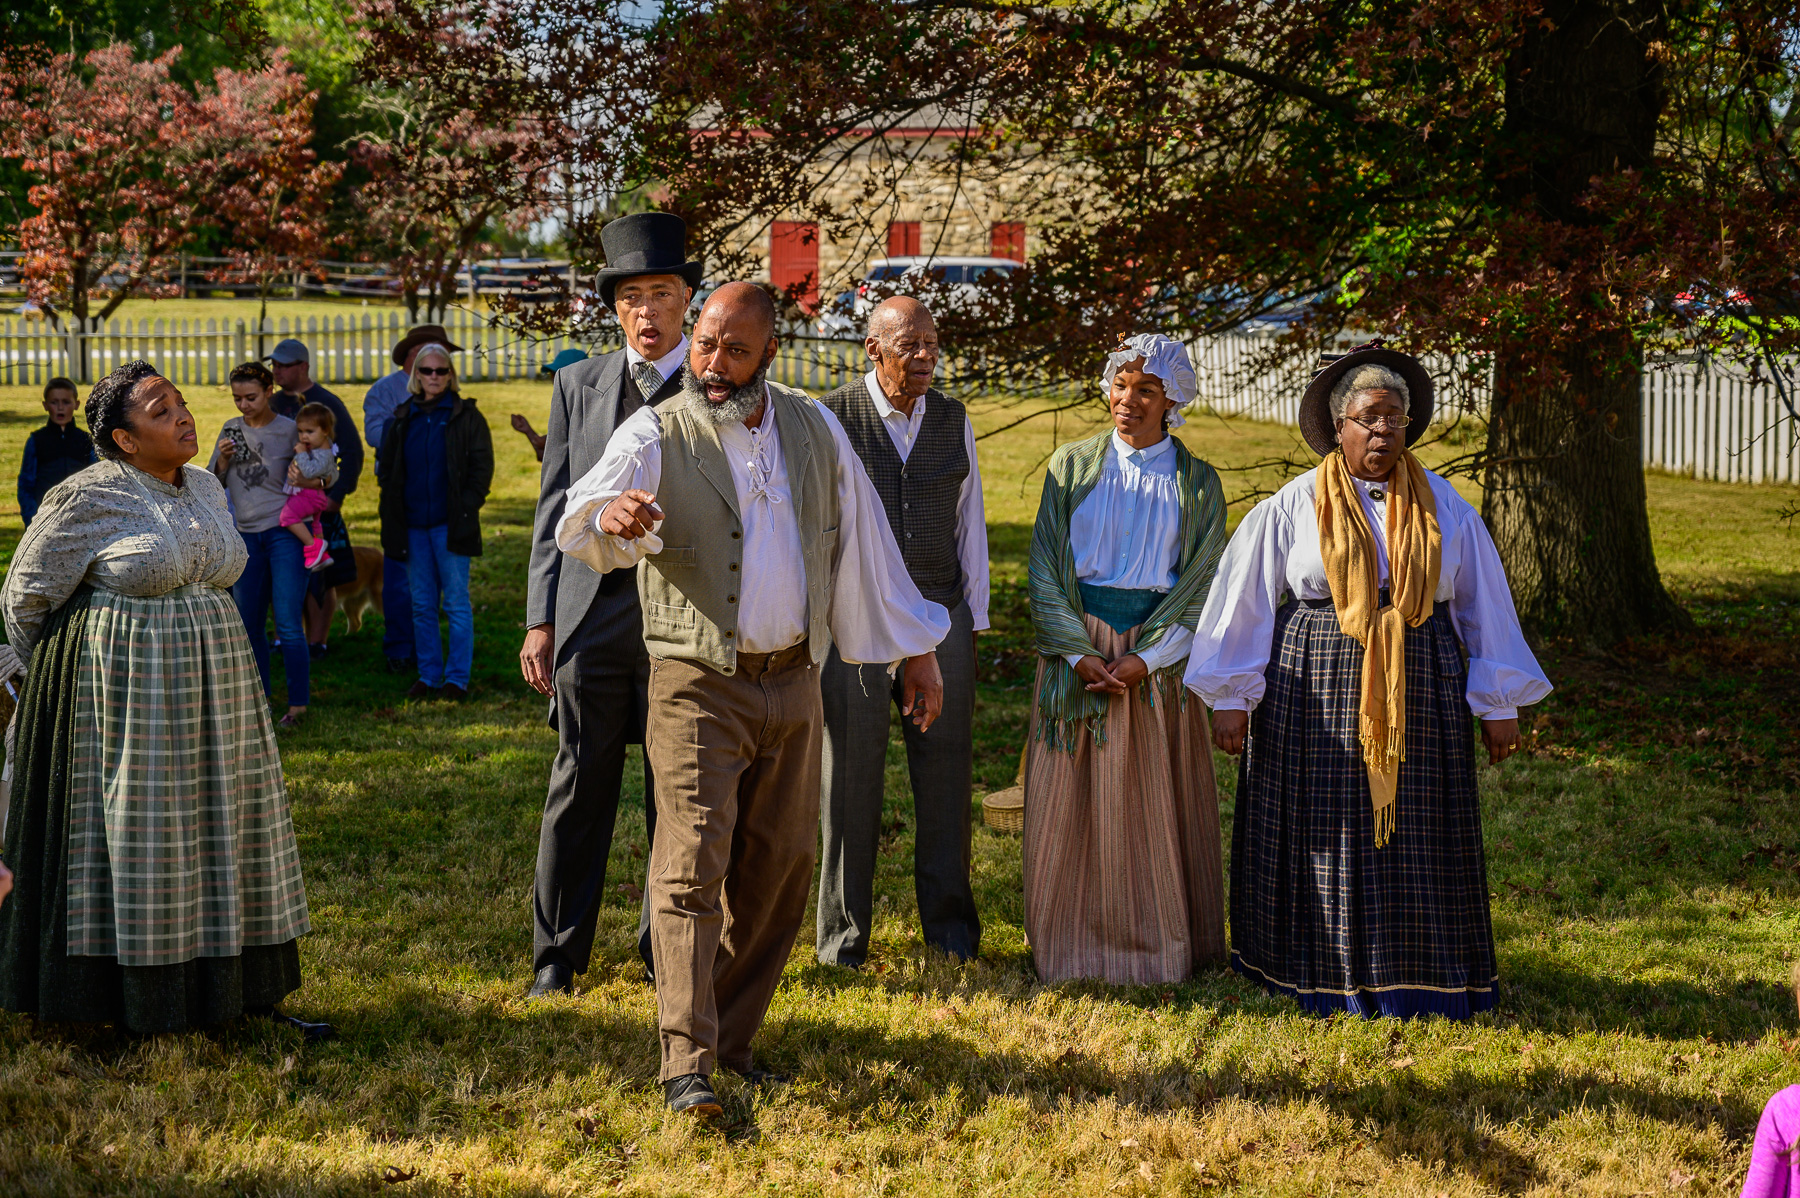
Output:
[1185, 342, 1551, 1018]
[1023, 333, 1230, 985]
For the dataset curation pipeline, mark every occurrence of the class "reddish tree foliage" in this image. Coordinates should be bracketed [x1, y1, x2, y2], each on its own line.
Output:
[351, 0, 572, 324]
[208, 52, 346, 336]
[0, 43, 346, 359]
[360, 0, 1800, 640]
[0, 45, 213, 332]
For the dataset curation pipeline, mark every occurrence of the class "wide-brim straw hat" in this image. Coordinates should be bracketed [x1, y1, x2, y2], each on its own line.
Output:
[1297, 340, 1435, 456]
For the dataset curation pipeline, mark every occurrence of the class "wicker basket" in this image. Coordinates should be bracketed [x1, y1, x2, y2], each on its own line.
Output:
[980, 786, 1024, 834]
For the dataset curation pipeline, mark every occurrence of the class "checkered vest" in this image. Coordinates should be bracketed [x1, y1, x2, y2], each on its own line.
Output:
[820, 377, 967, 608]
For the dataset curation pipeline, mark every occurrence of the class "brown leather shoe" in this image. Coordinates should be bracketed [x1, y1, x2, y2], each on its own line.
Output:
[406, 680, 437, 699]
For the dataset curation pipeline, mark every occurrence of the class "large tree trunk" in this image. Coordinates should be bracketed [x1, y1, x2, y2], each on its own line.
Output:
[1486, 0, 1685, 644]
[1485, 340, 1686, 644]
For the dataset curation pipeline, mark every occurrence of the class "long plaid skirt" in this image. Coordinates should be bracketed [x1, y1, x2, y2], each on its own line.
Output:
[1023, 615, 1226, 986]
[66, 584, 310, 965]
[1230, 602, 1497, 1019]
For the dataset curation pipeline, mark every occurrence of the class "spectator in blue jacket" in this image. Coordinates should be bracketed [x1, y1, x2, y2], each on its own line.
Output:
[18, 378, 96, 527]
[365, 324, 461, 675]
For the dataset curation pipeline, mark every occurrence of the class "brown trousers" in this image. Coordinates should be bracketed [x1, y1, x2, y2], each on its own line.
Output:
[645, 643, 822, 1081]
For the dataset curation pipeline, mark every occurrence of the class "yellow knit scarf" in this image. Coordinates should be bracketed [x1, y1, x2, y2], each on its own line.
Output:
[1316, 449, 1442, 846]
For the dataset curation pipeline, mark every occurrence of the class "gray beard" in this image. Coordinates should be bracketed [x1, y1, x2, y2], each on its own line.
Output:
[680, 362, 766, 426]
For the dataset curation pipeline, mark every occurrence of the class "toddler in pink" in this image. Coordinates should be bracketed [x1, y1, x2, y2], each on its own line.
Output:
[281, 402, 340, 572]
[1743, 966, 1800, 1198]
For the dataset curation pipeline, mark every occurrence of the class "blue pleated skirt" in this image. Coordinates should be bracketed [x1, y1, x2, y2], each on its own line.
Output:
[1229, 602, 1499, 1020]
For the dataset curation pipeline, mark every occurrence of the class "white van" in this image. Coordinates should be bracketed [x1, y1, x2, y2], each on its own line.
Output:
[852, 256, 1022, 324]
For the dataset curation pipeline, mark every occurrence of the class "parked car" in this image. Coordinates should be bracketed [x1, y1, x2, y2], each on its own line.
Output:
[815, 290, 859, 339]
[852, 256, 1022, 324]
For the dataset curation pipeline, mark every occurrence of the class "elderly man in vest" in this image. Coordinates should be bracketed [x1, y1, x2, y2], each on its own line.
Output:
[815, 297, 987, 967]
[558, 282, 949, 1118]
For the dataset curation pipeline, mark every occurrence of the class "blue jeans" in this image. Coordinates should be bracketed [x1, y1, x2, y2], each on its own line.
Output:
[382, 554, 415, 661]
[407, 525, 473, 688]
[234, 527, 310, 707]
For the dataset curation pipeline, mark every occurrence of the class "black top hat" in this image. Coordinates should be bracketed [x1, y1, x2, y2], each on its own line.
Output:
[594, 212, 705, 307]
[1297, 340, 1435, 456]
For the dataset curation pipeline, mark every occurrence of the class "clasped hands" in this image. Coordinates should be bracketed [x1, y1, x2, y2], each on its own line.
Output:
[1074, 652, 1148, 695]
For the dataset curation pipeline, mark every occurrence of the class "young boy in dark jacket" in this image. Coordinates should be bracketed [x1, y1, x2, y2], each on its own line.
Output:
[18, 378, 96, 526]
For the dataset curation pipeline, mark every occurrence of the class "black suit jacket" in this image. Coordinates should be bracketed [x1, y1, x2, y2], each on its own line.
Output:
[527, 349, 682, 662]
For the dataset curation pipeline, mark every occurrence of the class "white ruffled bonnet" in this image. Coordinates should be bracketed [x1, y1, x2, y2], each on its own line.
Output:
[1100, 333, 1198, 428]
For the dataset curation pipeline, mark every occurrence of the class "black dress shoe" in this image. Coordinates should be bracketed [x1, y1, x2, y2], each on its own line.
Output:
[722, 1060, 791, 1086]
[441, 683, 468, 701]
[406, 680, 438, 700]
[248, 1007, 336, 1043]
[663, 1073, 722, 1116]
[527, 964, 572, 998]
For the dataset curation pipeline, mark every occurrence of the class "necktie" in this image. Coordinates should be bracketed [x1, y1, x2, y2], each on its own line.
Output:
[634, 361, 665, 400]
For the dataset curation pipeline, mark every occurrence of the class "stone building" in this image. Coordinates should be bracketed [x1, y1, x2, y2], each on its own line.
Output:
[715, 118, 1077, 312]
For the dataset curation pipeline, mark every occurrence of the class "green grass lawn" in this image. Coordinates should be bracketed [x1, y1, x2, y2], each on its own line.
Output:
[0, 369, 1797, 1196]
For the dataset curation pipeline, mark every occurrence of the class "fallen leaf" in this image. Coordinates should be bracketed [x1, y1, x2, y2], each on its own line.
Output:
[1138, 1161, 1154, 1181]
[1451, 1044, 1476, 1052]
[101, 1144, 118, 1157]
[382, 1165, 419, 1185]
[280, 1055, 296, 1075]
[1668, 1169, 1696, 1189]
[932, 1007, 954, 1021]
[1391, 1056, 1415, 1069]
[616, 883, 643, 901]
[944, 1114, 969, 1140]
[574, 1117, 598, 1139]
[1120, 1138, 1139, 1148]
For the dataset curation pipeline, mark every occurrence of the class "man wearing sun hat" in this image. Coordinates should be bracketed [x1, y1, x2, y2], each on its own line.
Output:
[363, 324, 462, 673]
[521, 212, 705, 999]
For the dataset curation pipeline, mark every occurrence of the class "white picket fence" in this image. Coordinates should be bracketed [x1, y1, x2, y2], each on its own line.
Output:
[1187, 330, 1800, 486]
[2, 312, 1794, 485]
[0, 310, 609, 388]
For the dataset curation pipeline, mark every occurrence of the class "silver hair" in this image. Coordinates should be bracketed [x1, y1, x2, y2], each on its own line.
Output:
[1328, 364, 1411, 422]
[679, 361, 768, 427]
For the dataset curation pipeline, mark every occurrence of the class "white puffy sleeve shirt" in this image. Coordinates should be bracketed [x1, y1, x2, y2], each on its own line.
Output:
[1183, 466, 1552, 720]
[1062, 432, 1193, 673]
[555, 389, 949, 665]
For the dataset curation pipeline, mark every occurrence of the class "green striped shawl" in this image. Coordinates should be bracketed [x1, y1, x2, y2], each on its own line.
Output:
[1027, 431, 1229, 751]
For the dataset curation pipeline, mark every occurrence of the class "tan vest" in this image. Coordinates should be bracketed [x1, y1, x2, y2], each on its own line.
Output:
[636, 383, 840, 675]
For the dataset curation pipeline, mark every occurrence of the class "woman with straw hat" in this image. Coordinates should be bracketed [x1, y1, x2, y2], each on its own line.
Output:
[1185, 342, 1551, 1018]
[1022, 333, 1230, 985]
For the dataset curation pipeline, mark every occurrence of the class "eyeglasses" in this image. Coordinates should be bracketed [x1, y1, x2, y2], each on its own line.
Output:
[1342, 414, 1409, 432]
[415, 366, 451, 377]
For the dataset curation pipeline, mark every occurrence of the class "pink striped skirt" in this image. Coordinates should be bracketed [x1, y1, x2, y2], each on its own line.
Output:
[1022, 615, 1226, 986]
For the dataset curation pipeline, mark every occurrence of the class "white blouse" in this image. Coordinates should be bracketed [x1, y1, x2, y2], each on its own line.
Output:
[1183, 466, 1552, 720]
[556, 388, 949, 665]
[1063, 432, 1192, 673]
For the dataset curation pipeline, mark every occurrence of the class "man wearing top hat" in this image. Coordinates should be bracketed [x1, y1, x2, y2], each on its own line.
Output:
[520, 212, 704, 997]
[365, 322, 464, 674]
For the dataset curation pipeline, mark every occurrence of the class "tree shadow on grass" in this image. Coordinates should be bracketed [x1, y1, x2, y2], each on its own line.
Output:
[746, 1011, 1761, 1191]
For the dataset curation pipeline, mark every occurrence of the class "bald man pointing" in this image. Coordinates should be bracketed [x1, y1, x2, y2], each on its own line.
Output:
[816, 297, 988, 968]
[558, 282, 949, 1117]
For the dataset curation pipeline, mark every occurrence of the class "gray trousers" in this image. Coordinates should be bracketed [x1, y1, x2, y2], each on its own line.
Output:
[816, 599, 980, 965]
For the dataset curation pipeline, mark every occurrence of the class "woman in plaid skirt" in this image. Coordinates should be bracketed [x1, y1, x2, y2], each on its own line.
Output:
[1185, 344, 1551, 1019]
[0, 361, 324, 1038]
